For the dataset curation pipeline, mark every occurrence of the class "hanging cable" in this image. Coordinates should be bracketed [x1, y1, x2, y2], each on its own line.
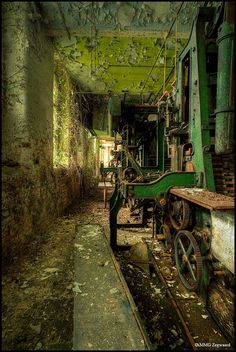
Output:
[140, 2, 184, 93]
[153, 66, 175, 105]
[90, 21, 93, 76]
[163, 40, 167, 94]
[155, 2, 202, 104]
[92, 2, 97, 75]
[90, 2, 97, 76]
[174, 10, 178, 82]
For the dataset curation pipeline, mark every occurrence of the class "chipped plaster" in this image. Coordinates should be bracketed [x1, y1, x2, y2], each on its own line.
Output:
[40, 1, 206, 93]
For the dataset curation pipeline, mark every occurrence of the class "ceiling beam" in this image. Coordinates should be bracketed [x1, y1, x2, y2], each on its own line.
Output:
[45, 29, 190, 39]
[108, 64, 174, 68]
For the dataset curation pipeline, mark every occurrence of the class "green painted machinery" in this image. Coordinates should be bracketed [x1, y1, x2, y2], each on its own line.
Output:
[101, 4, 234, 340]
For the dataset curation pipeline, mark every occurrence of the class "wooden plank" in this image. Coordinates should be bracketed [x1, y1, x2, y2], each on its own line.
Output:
[169, 188, 234, 210]
[98, 181, 114, 188]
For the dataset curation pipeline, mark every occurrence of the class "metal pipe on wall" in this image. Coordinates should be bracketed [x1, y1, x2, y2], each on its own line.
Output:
[215, 2, 234, 155]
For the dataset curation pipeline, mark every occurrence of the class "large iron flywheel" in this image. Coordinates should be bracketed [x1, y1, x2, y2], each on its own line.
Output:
[174, 230, 202, 291]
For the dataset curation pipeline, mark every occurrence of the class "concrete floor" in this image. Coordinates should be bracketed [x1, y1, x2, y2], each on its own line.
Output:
[2, 190, 234, 351]
[73, 224, 149, 350]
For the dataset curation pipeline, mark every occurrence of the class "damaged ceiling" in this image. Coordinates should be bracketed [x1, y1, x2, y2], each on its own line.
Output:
[39, 2, 206, 95]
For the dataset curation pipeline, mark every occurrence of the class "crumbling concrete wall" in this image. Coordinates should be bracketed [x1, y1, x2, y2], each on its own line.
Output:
[2, 2, 95, 263]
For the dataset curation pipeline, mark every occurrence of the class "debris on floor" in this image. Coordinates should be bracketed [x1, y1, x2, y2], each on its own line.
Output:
[2, 190, 234, 350]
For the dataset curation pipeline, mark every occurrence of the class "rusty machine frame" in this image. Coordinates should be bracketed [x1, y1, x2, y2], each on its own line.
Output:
[101, 3, 234, 343]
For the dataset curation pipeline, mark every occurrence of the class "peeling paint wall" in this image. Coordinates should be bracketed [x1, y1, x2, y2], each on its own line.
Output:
[41, 2, 202, 33]
[40, 1, 206, 94]
[2, 2, 97, 263]
[54, 35, 186, 94]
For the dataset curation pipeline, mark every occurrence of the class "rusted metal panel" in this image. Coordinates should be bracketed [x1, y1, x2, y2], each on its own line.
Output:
[169, 187, 234, 210]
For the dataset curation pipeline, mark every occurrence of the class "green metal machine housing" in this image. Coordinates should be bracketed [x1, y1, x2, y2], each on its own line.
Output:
[101, 2, 234, 343]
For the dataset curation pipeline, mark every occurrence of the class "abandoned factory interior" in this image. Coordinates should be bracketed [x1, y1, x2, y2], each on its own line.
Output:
[2, 1, 235, 351]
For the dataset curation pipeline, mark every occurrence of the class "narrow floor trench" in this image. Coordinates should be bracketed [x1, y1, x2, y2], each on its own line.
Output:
[2, 2, 235, 351]
[2, 187, 183, 351]
[2, 188, 232, 351]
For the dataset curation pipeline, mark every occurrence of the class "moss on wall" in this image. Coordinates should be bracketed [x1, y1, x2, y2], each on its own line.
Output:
[53, 58, 72, 167]
[53, 56, 99, 189]
[2, 3, 98, 264]
[2, 2, 30, 164]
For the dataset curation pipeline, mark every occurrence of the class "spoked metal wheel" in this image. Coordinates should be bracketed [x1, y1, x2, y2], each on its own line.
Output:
[168, 195, 190, 230]
[174, 230, 202, 291]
